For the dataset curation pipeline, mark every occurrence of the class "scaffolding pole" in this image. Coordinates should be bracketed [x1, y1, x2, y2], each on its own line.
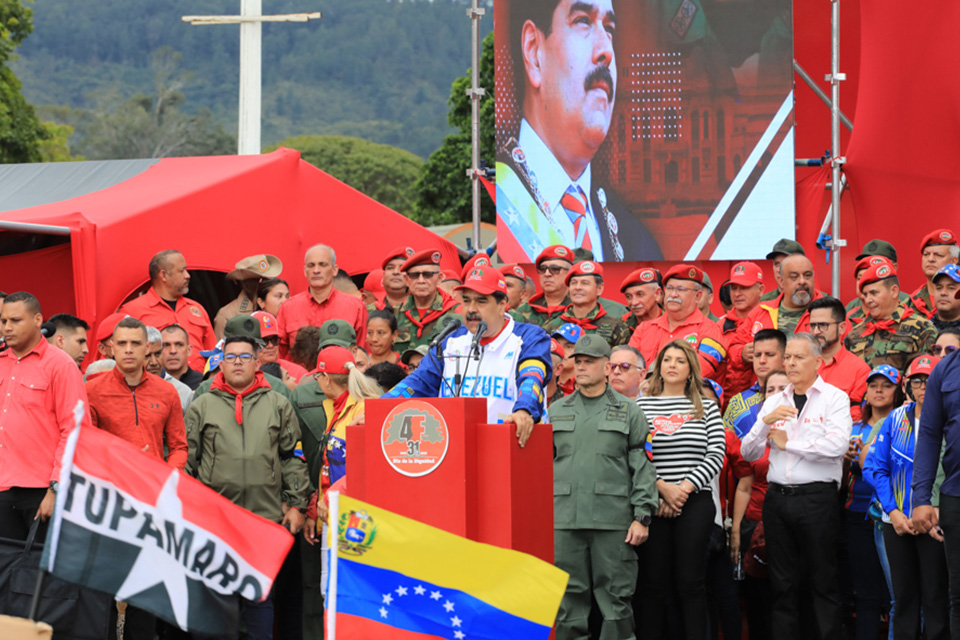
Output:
[829, 0, 845, 297]
[467, 1, 485, 253]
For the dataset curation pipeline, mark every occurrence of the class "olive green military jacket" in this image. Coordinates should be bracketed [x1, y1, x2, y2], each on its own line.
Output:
[550, 386, 658, 530]
[541, 304, 632, 348]
[289, 379, 327, 490]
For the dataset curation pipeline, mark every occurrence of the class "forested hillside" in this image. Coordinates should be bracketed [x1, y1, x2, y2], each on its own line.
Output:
[12, 0, 492, 158]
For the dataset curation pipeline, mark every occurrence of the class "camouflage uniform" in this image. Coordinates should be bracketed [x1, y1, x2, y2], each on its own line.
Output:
[517, 293, 572, 328]
[760, 288, 782, 302]
[846, 290, 918, 326]
[394, 292, 460, 354]
[910, 284, 937, 319]
[844, 303, 938, 372]
[542, 304, 632, 348]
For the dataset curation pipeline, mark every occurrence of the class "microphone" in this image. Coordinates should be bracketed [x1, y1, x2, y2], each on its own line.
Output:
[429, 317, 463, 350]
[41, 322, 57, 338]
[470, 321, 487, 360]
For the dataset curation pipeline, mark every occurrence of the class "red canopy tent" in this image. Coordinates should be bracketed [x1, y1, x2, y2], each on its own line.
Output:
[0, 148, 461, 336]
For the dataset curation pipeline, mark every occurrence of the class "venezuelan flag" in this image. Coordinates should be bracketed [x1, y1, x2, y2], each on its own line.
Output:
[326, 493, 568, 640]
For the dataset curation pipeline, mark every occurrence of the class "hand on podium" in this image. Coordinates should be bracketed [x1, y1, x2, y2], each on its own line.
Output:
[505, 409, 534, 447]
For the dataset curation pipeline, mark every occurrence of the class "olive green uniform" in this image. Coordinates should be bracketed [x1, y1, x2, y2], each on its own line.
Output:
[394, 292, 460, 354]
[517, 293, 573, 328]
[191, 370, 293, 403]
[542, 304, 633, 348]
[551, 385, 658, 640]
[844, 303, 938, 372]
[845, 290, 915, 326]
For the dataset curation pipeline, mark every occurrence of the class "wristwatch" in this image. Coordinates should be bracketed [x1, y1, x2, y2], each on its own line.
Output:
[635, 514, 652, 526]
[49, 481, 59, 494]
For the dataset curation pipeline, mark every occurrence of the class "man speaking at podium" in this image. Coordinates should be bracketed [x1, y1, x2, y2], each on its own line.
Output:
[382, 267, 553, 447]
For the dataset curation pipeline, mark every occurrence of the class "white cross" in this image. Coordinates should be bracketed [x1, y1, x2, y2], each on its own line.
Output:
[182, 1, 322, 155]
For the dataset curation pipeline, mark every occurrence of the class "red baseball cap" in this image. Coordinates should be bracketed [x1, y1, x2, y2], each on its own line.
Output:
[906, 354, 941, 378]
[728, 261, 763, 287]
[619, 267, 662, 292]
[853, 255, 893, 276]
[550, 338, 565, 360]
[460, 254, 491, 280]
[250, 311, 280, 338]
[441, 270, 462, 284]
[498, 263, 527, 282]
[920, 229, 957, 252]
[456, 266, 508, 296]
[96, 312, 128, 342]
[536, 244, 575, 268]
[858, 262, 897, 293]
[381, 246, 415, 270]
[663, 264, 705, 286]
[401, 248, 444, 272]
[565, 260, 604, 285]
[315, 345, 356, 375]
[363, 269, 384, 294]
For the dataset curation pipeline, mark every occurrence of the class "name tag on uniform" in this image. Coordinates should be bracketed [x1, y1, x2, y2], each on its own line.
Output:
[552, 415, 574, 422]
[606, 408, 628, 422]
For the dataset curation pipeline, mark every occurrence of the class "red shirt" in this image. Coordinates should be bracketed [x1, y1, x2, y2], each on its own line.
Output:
[0, 339, 90, 491]
[86, 367, 188, 470]
[277, 288, 368, 354]
[733, 441, 770, 522]
[818, 346, 870, 423]
[628, 308, 727, 379]
[118, 287, 216, 372]
[717, 311, 755, 397]
[727, 292, 821, 375]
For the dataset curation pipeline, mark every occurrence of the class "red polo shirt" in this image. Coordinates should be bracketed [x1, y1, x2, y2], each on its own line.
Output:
[0, 339, 90, 491]
[277, 287, 368, 353]
[818, 345, 870, 423]
[628, 308, 727, 379]
[118, 287, 216, 371]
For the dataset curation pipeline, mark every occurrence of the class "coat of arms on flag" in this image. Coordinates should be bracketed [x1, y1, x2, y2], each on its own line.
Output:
[41, 404, 294, 636]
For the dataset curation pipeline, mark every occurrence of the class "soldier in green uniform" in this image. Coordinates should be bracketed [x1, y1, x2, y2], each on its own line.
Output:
[551, 335, 657, 640]
[393, 248, 460, 353]
[620, 267, 664, 332]
[848, 241, 918, 323]
[542, 261, 632, 348]
[760, 238, 805, 302]
[287, 319, 356, 639]
[499, 263, 530, 323]
[518, 245, 576, 327]
[845, 263, 938, 372]
[369, 246, 415, 314]
[700, 273, 720, 322]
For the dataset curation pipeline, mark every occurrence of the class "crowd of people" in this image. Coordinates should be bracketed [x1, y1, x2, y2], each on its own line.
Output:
[1, 226, 959, 640]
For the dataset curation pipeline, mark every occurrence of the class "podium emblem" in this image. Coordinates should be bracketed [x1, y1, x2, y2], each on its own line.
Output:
[381, 401, 450, 477]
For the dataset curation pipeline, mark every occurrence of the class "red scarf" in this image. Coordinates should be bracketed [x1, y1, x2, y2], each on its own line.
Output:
[560, 304, 607, 331]
[210, 371, 271, 425]
[405, 291, 457, 338]
[528, 293, 569, 317]
[862, 307, 912, 337]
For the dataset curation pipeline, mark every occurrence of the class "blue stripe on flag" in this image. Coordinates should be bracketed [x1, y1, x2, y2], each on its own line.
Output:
[698, 339, 725, 366]
[336, 557, 552, 640]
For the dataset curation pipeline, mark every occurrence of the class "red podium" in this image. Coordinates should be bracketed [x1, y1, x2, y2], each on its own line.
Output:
[346, 397, 554, 563]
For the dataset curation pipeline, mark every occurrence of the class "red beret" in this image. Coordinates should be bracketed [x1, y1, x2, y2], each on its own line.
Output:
[663, 264, 704, 286]
[401, 249, 443, 272]
[853, 255, 893, 276]
[441, 270, 462, 283]
[858, 262, 897, 292]
[381, 246, 415, 270]
[498, 263, 527, 281]
[619, 267, 662, 292]
[536, 244, 574, 268]
[96, 312, 128, 342]
[456, 266, 508, 296]
[920, 229, 957, 252]
[728, 261, 763, 287]
[565, 260, 604, 285]
[363, 269, 384, 293]
[550, 338, 565, 360]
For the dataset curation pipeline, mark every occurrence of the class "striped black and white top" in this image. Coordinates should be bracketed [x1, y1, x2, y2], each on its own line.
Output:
[637, 395, 725, 491]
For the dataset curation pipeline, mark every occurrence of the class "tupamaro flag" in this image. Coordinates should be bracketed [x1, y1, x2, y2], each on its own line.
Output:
[41, 404, 294, 636]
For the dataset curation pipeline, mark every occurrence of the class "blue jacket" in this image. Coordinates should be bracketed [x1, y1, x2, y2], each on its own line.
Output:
[863, 402, 917, 517]
[722, 382, 763, 439]
[383, 316, 552, 424]
[913, 349, 960, 505]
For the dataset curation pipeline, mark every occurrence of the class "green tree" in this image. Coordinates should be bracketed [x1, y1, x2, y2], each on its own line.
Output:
[415, 31, 495, 226]
[267, 135, 424, 220]
[37, 121, 81, 161]
[0, 0, 48, 163]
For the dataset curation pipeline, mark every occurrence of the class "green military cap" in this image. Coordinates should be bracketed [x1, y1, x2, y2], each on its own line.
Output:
[573, 247, 595, 263]
[224, 314, 264, 347]
[318, 319, 356, 349]
[702, 272, 713, 292]
[855, 239, 898, 263]
[572, 334, 611, 358]
[400, 344, 430, 365]
[765, 238, 806, 259]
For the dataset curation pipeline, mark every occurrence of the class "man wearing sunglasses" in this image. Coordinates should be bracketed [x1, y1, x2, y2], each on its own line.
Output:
[394, 249, 460, 354]
[606, 345, 646, 399]
[931, 264, 960, 332]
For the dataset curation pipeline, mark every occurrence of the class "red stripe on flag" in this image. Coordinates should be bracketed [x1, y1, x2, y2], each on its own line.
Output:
[336, 612, 446, 640]
[476, 172, 496, 204]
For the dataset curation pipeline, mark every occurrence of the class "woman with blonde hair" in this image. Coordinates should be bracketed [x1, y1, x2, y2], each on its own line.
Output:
[635, 339, 726, 640]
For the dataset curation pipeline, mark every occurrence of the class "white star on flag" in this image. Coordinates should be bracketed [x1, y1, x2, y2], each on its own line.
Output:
[382, 593, 393, 605]
[395, 585, 408, 596]
[379, 607, 389, 618]
[114, 472, 190, 630]
[430, 590, 442, 600]
[454, 632, 465, 640]
[443, 600, 455, 612]
[451, 615, 462, 627]
[414, 585, 426, 596]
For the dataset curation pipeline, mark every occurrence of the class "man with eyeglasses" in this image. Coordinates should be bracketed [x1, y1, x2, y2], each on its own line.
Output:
[518, 245, 576, 326]
[542, 261, 631, 348]
[718, 261, 766, 396]
[620, 267, 663, 332]
[186, 334, 309, 640]
[628, 264, 727, 380]
[930, 264, 960, 331]
[808, 297, 870, 422]
[845, 262, 937, 372]
[910, 229, 958, 319]
[393, 249, 460, 354]
[607, 345, 646, 399]
[729, 254, 822, 383]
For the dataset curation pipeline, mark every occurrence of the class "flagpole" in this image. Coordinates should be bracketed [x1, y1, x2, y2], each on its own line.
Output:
[326, 491, 340, 640]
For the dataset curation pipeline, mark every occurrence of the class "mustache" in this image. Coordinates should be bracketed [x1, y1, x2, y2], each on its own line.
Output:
[465, 313, 483, 322]
[666, 297, 682, 305]
[584, 65, 614, 101]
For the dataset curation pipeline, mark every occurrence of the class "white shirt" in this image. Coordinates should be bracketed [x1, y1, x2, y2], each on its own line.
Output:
[162, 370, 194, 414]
[740, 376, 852, 485]
[518, 120, 604, 260]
